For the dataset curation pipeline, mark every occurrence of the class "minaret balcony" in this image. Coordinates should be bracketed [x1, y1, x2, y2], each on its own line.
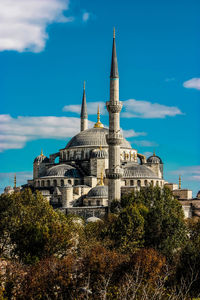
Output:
[106, 101, 122, 113]
[106, 168, 124, 179]
[106, 133, 123, 145]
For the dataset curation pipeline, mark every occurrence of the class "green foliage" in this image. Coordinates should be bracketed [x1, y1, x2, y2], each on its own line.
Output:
[0, 189, 78, 263]
[111, 204, 148, 252]
[121, 186, 188, 258]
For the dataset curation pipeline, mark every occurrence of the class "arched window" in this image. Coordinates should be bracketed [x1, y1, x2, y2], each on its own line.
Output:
[60, 179, 64, 187]
[68, 179, 72, 185]
[151, 180, 154, 186]
[41, 180, 44, 187]
[38, 181, 40, 187]
[97, 200, 100, 206]
[144, 180, 148, 186]
[74, 180, 78, 186]
[47, 180, 50, 187]
[88, 200, 91, 206]
[130, 180, 134, 186]
[137, 180, 141, 187]
[53, 180, 57, 187]
[156, 181, 159, 186]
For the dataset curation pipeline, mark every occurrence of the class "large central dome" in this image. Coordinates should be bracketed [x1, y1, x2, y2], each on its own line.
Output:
[65, 127, 131, 149]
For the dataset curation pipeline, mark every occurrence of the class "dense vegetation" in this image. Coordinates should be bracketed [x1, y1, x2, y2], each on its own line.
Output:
[0, 187, 200, 299]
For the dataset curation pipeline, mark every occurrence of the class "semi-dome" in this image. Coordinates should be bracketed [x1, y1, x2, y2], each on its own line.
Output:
[65, 127, 131, 149]
[147, 155, 163, 164]
[46, 164, 81, 178]
[87, 185, 108, 198]
[91, 148, 108, 158]
[123, 163, 158, 179]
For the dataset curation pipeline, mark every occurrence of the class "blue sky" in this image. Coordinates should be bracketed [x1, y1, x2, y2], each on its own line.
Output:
[0, 0, 199, 194]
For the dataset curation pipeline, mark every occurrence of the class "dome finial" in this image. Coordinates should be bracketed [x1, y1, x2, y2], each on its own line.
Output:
[14, 173, 16, 188]
[94, 105, 104, 128]
[41, 149, 44, 156]
[153, 150, 155, 156]
[179, 175, 181, 189]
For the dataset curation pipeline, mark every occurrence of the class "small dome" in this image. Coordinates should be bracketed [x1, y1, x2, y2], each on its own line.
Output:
[86, 216, 102, 223]
[4, 186, 13, 192]
[34, 155, 49, 163]
[147, 154, 163, 164]
[123, 163, 158, 179]
[46, 164, 81, 178]
[87, 185, 108, 198]
[91, 148, 108, 158]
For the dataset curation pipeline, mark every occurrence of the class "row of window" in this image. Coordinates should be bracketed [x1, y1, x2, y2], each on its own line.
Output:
[36, 179, 78, 188]
[61, 150, 136, 161]
[125, 180, 163, 187]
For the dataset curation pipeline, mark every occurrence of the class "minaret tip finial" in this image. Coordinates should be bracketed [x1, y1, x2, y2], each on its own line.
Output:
[83, 80, 85, 90]
[113, 27, 115, 38]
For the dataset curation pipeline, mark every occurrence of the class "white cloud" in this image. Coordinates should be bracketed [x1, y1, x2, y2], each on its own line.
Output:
[0, 113, 146, 152]
[63, 99, 183, 119]
[0, 0, 73, 52]
[0, 114, 96, 152]
[133, 140, 158, 147]
[63, 101, 107, 115]
[122, 129, 146, 138]
[122, 99, 183, 119]
[82, 12, 90, 22]
[183, 78, 200, 91]
[171, 166, 200, 182]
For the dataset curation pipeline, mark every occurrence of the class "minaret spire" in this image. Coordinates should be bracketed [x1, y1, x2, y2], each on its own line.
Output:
[80, 81, 88, 131]
[110, 27, 119, 78]
[106, 29, 123, 204]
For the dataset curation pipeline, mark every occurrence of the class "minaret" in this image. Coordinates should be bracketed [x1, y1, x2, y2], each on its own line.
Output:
[106, 28, 123, 203]
[80, 81, 88, 131]
[179, 175, 181, 189]
[14, 173, 16, 188]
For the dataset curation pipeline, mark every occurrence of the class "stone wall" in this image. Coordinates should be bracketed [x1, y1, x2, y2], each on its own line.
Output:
[65, 206, 108, 219]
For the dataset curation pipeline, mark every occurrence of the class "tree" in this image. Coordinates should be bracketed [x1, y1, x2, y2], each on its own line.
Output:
[120, 186, 188, 259]
[0, 189, 80, 263]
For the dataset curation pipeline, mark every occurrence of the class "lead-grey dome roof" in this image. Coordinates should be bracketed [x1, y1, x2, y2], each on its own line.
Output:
[123, 163, 158, 179]
[87, 185, 108, 198]
[65, 127, 131, 149]
[34, 155, 49, 163]
[86, 216, 102, 223]
[147, 155, 163, 164]
[46, 164, 81, 178]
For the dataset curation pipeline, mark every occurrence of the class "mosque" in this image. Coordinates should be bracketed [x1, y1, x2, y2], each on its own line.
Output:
[4, 30, 200, 219]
